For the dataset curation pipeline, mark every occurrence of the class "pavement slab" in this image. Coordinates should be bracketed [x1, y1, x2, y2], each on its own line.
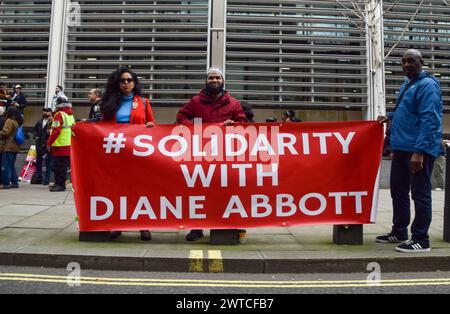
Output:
[0, 204, 51, 217]
[10, 215, 76, 230]
[0, 228, 60, 246]
[0, 216, 29, 230]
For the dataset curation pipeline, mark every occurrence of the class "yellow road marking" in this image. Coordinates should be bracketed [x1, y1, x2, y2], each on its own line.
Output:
[0, 276, 449, 288]
[189, 250, 204, 272]
[2, 273, 450, 284]
[208, 250, 224, 273]
[188, 250, 224, 273]
[0, 273, 450, 288]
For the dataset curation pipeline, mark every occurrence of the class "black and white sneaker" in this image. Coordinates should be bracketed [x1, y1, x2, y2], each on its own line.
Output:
[375, 233, 408, 244]
[395, 240, 431, 253]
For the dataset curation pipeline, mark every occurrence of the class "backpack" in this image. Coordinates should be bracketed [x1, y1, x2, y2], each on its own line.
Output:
[15, 125, 24, 145]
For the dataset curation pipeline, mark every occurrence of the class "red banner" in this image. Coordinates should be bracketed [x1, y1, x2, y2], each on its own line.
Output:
[71, 121, 384, 232]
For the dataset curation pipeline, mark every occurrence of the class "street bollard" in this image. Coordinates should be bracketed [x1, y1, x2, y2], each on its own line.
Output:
[333, 225, 363, 245]
[444, 146, 450, 242]
[210, 229, 240, 245]
[79, 232, 110, 242]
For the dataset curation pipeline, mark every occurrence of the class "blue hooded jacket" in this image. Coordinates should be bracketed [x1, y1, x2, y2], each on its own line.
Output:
[388, 71, 443, 158]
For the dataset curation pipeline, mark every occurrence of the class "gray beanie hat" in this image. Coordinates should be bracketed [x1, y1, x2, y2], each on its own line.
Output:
[207, 67, 225, 80]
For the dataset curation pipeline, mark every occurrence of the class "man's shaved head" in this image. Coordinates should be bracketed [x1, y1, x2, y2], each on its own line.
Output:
[403, 49, 424, 64]
[402, 49, 424, 79]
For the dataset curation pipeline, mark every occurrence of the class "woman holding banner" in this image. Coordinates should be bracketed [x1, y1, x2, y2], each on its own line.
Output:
[101, 66, 156, 241]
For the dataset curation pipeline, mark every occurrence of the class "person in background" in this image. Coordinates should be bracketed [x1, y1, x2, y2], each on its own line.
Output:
[0, 106, 6, 182]
[281, 110, 301, 122]
[50, 85, 66, 112]
[88, 88, 103, 120]
[10, 85, 27, 115]
[431, 140, 446, 191]
[0, 106, 5, 129]
[177, 67, 247, 242]
[0, 106, 23, 189]
[47, 97, 74, 192]
[32, 108, 53, 186]
[0, 83, 11, 109]
[241, 101, 255, 123]
[101, 66, 156, 241]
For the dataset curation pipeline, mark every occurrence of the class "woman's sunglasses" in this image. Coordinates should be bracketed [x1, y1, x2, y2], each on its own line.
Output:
[120, 78, 134, 84]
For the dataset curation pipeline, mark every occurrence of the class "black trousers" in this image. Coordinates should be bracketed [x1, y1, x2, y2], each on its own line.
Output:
[391, 151, 435, 246]
[53, 156, 70, 189]
[0, 152, 3, 182]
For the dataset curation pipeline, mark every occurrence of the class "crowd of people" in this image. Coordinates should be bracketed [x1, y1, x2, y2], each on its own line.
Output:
[0, 83, 27, 189]
[0, 48, 445, 252]
[0, 83, 27, 114]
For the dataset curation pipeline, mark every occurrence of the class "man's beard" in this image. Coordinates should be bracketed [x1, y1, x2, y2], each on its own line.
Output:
[205, 84, 225, 95]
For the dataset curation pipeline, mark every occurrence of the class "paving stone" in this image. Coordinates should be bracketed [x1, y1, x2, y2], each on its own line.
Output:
[0, 204, 50, 217]
[0, 228, 60, 246]
[0, 216, 27, 230]
[11, 215, 76, 229]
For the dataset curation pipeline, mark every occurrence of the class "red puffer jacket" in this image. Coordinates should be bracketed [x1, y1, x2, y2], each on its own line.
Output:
[176, 90, 247, 124]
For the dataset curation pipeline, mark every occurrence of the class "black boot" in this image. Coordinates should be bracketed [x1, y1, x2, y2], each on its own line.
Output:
[50, 185, 66, 192]
[31, 179, 43, 185]
[140, 230, 152, 241]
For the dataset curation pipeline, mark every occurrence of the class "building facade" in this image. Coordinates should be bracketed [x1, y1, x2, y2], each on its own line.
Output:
[0, 0, 449, 124]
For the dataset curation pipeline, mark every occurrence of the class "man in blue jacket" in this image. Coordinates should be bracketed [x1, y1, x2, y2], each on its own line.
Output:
[377, 49, 443, 253]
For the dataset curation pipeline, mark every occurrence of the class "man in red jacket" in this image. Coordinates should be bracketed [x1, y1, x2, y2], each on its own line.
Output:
[47, 96, 75, 192]
[177, 68, 247, 125]
[177, 67, 247, 241]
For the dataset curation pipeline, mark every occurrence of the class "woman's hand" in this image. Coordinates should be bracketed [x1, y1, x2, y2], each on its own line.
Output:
[146, 122, 156, 128]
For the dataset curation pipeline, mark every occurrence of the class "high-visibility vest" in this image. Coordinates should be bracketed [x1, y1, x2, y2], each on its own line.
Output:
[52, 112, 75, 147]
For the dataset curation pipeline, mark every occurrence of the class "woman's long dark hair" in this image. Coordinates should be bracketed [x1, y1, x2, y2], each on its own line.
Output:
[101, 67, 143, 121]
[6, 106, 23, 126]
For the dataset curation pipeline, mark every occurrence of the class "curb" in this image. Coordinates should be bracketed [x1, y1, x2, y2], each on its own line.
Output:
[1, 252, 450, 274]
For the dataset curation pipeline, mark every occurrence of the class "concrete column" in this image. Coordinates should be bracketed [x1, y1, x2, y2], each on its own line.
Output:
[208, 0, 227, 71]
[45, 0, 69, 108]
[364, 0, 386, 120]
[208, 1, 237, 245]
